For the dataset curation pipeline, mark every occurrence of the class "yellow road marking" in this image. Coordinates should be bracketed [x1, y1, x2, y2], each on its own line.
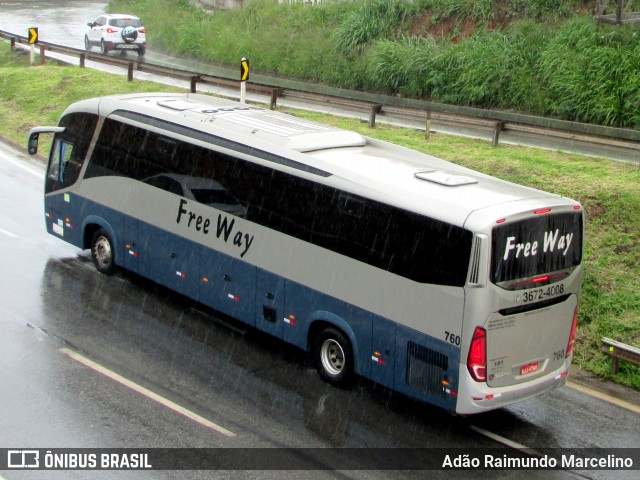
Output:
[567, 380, 640, 415]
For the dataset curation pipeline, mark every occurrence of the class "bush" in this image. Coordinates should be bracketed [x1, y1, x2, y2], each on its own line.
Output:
[539, 17, 640, 127]
[333, 0, 414, 53]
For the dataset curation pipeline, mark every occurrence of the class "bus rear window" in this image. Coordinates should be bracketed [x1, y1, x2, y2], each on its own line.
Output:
[491, 212, 582, 284]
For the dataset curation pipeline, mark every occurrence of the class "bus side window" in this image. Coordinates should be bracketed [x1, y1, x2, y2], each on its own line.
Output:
[46, 139, 79, 192]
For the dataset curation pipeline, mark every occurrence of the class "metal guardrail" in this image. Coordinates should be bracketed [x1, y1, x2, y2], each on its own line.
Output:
[2, 29, 640, 154]
[601, 337, 640, 374]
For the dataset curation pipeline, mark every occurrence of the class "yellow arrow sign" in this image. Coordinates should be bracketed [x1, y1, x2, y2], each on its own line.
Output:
[28, 27, 38, 44]
[240, 58, 249, 82]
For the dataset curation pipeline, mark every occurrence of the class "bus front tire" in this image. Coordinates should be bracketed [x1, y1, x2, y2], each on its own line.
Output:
[91, 229, 116, 275]
[313, 327, 353, 388]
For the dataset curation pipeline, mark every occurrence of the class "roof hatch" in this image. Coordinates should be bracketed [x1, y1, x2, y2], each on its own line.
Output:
[415, 170, 478, 187]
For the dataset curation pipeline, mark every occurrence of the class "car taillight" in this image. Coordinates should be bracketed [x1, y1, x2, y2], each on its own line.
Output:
[467, 327, 486, 382]
[566, 306, 578, 358]
[106, 28, 118, 34]
[138, 28, 146, 33]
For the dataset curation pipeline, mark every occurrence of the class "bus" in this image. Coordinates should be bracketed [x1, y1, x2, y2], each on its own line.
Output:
[28, 93, 583, 415]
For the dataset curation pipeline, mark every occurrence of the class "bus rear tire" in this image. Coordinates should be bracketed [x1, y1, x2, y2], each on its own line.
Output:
[313, 327, 353, 388]
[91, 229, 116, 275]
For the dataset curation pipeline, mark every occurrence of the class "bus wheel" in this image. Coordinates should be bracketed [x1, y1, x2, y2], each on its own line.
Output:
[313, 327, 353, 387]
[91, 229, 116, 275]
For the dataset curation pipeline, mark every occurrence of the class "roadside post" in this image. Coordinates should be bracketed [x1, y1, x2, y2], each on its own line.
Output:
[240, 57, 249, 104]
[28, 27, 38, 65]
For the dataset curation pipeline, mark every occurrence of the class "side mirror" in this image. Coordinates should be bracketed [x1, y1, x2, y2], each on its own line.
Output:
[87, 22, 94, 27]
[28, 132, 39, 155]
[27, 126, 66, 155]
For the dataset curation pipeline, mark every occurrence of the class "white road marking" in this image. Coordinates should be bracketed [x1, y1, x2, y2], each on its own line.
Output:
[469, 424, 537, 451]
[59, 347, 236, 437]
[0, 228, 18, 238]
[567, 380, 640, 415]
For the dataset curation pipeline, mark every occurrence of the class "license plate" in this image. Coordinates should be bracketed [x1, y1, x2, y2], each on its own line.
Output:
[520, 362, 539, 375]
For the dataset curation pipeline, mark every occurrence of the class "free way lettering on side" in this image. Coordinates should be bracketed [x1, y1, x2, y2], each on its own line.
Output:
[176, 199, 254, 258]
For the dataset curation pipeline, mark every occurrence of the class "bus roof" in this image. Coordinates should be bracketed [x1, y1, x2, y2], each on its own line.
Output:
[64, 93, 572, 227]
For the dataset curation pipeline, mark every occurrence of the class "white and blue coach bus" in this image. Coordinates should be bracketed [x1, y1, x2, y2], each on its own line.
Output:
[28, 93, 583, 414]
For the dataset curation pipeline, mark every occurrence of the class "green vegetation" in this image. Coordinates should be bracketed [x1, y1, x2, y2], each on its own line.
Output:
[108, 0, 640, 128]
[0, 42, 638, 389]
[0, 47, 182, 146]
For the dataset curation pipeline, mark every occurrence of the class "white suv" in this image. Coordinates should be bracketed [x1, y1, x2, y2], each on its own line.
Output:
[85, 14, 146, 57]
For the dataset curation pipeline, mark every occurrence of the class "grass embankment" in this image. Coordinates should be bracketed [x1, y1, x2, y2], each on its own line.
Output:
[108, 0, 640, 129]
[0, 43, 638, 389]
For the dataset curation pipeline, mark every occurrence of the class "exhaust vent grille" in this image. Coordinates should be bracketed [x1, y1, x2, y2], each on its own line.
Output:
[406, 341, 448, 395]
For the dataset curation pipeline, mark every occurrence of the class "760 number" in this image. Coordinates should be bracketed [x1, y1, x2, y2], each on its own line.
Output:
[445, 331, 461, 346]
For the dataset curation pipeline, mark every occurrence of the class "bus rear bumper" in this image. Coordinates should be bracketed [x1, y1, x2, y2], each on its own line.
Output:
[455, 361, 571, 415]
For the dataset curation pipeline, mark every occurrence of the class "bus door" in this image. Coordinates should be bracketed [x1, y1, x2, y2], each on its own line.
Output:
[44, 137, 88, 247]
[255, 269, 285, 339]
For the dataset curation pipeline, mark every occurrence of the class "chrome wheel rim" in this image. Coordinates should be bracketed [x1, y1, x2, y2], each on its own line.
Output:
[320, 338, 345, 376]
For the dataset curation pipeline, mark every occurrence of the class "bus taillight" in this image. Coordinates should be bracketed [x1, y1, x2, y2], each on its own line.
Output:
[566, 307, 578, 358]
[467, 327, 487, 382]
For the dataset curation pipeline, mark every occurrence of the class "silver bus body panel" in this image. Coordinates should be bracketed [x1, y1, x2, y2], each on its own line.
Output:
[483, 293, 578, 388]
